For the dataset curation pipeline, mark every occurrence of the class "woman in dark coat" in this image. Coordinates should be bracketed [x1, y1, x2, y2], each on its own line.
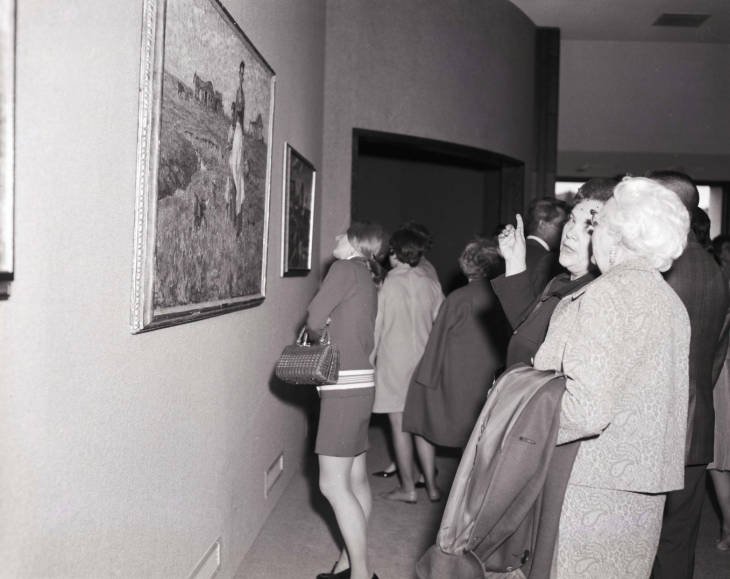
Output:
[403, 238, 510, 499]
[491, 178, 616, 367]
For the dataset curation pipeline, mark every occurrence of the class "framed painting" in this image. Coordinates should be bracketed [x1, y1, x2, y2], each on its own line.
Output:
[0, 0, 15, 299]
[281, 144, 315, 276]
[132, 0, 275, 332]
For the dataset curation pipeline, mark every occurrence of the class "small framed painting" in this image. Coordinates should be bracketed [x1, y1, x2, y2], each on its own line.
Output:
[281, 143, 315, 276]
[131, 0, 276, 332]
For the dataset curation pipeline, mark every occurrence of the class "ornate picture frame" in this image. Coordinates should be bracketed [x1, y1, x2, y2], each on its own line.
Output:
[0, 0, 15, 298]
[131, 0, 276, 332]
[281, 143, 315, 276]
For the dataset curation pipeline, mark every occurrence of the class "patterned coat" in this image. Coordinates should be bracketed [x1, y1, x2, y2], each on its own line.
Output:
[533, 258, 690, 493]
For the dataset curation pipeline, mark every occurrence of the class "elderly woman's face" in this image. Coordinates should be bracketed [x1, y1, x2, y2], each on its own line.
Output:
[558, 199, 603, 278]
[591, 200, 620, 273]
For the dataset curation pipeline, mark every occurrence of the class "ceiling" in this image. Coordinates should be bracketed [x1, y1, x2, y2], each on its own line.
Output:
[509, 0, 730, 43]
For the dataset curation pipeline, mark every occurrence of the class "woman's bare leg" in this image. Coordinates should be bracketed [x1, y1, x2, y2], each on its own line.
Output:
[710, 469, 730, 546]
[331, 452, 372, 572]
[319, 454, 371, 578]
[384, 412, 416, 500]
[414, 434, 440, 500]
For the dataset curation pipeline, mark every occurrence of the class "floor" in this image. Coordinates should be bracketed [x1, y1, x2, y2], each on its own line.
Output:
[236, 417, 730, 578]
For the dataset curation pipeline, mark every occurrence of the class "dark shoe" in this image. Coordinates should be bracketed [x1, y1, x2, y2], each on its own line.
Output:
[372, 468, 398, 478]
[415, 468, 439, 488]
[316, 568, 350, 579]
[372, 574, 379, 579]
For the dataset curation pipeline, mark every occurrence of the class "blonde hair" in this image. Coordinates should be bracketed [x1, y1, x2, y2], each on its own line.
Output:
[602, 177, 689, 272]
[347, 222, 386, 283]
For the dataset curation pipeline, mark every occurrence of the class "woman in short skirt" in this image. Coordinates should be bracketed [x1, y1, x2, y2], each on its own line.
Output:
[306, 222, 385, 579]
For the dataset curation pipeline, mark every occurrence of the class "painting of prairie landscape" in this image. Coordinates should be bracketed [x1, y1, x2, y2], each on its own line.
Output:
[282, 144, 315, 276]
[132, 0, 275, 332]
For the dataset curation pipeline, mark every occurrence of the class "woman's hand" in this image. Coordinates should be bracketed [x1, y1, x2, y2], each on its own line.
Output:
[498, 214, 527, 276]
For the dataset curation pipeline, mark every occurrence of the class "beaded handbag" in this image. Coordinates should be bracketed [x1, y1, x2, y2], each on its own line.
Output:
[275, 326, 340, 385]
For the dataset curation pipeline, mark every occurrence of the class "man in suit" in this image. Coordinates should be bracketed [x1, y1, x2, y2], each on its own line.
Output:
[651, 170, 730, 579]
[523, 197, 568, 295]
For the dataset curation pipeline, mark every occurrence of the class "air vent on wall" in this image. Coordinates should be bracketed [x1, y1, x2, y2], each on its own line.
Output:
[653, 13, 710, 28]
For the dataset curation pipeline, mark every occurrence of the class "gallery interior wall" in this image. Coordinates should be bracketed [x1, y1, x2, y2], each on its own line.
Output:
[558, 40, 730, 181]
[320, 0, 538, 262]
[0, 0, 327, 577]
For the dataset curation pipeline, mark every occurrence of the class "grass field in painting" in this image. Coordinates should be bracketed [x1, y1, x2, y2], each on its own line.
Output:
[153, 72, 268, 309]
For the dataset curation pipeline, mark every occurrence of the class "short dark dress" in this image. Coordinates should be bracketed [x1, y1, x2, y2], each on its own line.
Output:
[403, 279, 510, 447]
[306, 257, 378, 457]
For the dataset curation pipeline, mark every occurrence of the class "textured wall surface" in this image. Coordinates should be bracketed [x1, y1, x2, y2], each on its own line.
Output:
[0, 1, 326, 576]
[321, 0, 537, 260]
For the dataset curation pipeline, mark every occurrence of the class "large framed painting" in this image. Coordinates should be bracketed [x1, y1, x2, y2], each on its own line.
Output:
[281, 143, 315, 276]
[0, 0, 15, 299]
[131, 0, 275, 332]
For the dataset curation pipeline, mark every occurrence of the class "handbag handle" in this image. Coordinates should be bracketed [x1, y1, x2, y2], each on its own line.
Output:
[296, 322, 331, 347]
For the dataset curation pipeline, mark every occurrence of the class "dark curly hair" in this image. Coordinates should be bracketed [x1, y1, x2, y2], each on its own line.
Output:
[389, 229, 424, 267]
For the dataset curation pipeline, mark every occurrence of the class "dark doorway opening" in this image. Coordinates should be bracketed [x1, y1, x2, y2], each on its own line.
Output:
[351, 129, 525, 293]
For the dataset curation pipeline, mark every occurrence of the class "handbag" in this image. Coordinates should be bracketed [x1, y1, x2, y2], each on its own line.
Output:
[275, 325, 340, 385]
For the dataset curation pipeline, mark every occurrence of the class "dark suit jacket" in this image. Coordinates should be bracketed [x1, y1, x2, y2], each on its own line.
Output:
[526, 237, 559, 296]
[664, 237, 730, 465]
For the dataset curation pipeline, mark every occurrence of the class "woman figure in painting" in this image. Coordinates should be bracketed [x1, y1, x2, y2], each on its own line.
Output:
[306, 222, 385, 579]
[228, 59, 246, 236]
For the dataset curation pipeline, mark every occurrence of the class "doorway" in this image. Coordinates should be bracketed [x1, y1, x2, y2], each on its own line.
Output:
[351, 129, 525, 293]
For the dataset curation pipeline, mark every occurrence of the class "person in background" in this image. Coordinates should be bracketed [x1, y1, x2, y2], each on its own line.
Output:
[691, 206, 711, 250]
[371, 228, 443, 504]
[709, 234, 730, 552]
[494, 178, 617, 367]
[402, 238, 509, 501]
[534, 177, 691, 578]
[404, 221, 440, 285]
[523, 197, 569, 295]
[372, 221, 440, 481]
[306, 222, 386, 579]
[650, 171, 730, 579]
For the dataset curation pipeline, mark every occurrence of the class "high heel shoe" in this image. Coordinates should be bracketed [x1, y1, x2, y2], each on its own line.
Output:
[316, 566, 350, 578]
[372, 468, 398, 478]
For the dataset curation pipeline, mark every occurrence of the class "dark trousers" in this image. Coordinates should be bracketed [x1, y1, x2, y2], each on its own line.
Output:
[651, 465, 707, 579]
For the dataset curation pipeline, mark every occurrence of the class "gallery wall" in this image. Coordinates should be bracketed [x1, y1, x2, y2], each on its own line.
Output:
[0, 0, 327, 576]
[558, 40, 730, 181]
[320, 0, 537, 260]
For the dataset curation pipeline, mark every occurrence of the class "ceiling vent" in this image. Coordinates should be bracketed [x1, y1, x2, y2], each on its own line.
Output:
[653, 13, 711, 27]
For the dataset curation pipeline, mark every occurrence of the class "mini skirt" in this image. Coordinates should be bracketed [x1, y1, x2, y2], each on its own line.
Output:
[315, 369, 375, 457]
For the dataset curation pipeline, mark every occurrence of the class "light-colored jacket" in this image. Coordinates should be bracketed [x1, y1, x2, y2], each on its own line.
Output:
[533, 258, 690, 493]
[372, 263, 443, 413]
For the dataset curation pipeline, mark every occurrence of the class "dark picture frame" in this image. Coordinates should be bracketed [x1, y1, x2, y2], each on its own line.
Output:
[281, 143, 315, 276]
[132, 0, 276, 332]
[0, 0, 15, 298]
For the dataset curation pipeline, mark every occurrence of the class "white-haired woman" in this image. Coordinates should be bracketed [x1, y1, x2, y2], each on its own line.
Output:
[533, 177, 691, 578]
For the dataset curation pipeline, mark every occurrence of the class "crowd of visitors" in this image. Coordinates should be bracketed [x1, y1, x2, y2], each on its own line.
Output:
[296, 170, 730, 579]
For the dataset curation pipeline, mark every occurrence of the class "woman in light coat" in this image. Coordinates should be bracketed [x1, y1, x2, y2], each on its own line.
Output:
[372, 228, 443, 503]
